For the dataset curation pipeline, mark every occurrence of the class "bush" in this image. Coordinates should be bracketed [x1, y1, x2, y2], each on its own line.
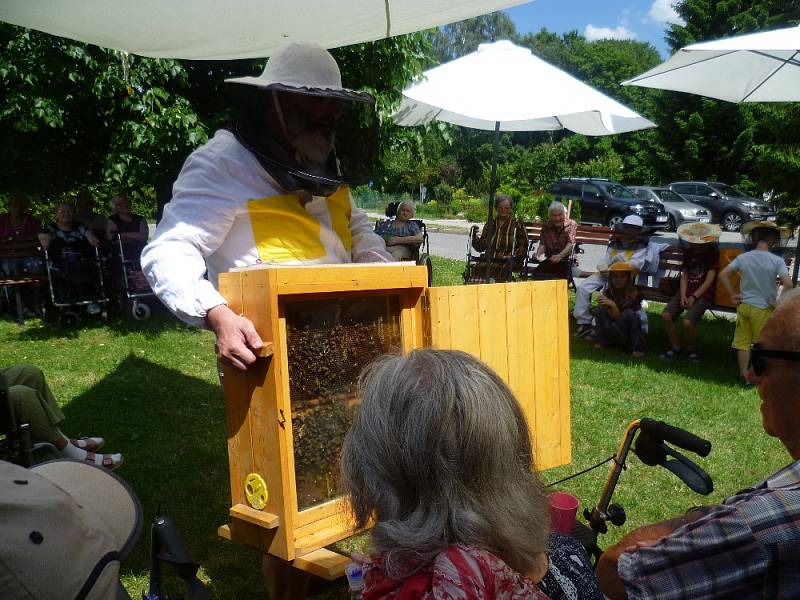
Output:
[431, 182, 453, 206]
[464, 199, 488, 223]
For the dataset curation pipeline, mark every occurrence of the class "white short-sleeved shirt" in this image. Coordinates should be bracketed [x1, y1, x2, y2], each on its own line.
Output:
[727, 249, 789, 308]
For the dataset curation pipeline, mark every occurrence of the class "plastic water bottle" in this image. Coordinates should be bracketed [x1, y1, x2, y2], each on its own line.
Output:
[345, 562, 365, 599]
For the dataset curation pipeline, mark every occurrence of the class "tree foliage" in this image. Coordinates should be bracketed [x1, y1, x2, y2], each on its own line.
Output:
[3, 3, 800, 227]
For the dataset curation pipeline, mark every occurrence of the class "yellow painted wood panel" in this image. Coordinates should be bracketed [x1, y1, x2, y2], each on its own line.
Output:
[293, 548, 351, 580]
[446, 285, 480, 353]
[715, 248, 743, 308]
[241, 269, 295, 560]
[504, 284, 536, 453]
[477, 284, 509, 382]
[530, 281, 561, 469]
[425, 288, 451, 349]
[554, 280, 572, 467]
[427, 281, 570, 471]
[272, 263, 428, 295]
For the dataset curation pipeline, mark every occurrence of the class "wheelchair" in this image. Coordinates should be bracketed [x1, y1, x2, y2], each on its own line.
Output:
[42, 244, 109, 326]
[462, 224, 523, 284]
[108, 235, 155, 321]
[375, 202, 433, 286]
[521, 239, 581, 291]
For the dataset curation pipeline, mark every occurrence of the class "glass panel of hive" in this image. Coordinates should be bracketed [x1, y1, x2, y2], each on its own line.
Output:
[285, 294, 403, 510]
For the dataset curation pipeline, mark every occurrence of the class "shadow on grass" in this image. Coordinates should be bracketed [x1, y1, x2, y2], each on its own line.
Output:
[568, 305, 742, 389]
[5, 305, 192, 342]
[61, 353, 264, 599]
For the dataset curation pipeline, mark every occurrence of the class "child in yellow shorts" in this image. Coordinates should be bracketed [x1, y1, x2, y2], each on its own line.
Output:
[718, 222, 791, 382]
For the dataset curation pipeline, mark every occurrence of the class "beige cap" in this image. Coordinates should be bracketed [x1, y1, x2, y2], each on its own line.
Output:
[225, 41, 373, 103]
[0, 459, 141, 599]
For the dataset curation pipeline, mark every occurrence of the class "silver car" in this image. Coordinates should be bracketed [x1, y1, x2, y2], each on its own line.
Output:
[628, 186, 711, 232]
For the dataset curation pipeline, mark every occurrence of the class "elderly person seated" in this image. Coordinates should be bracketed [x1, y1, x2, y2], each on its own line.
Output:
[0, 192, 43, 278]
[39, 201, 100, 259]
[374, 201, 423, 261]
[75, 190, 108, 240]
[533, 201, 577, 279]
[341, 349, 603, 600]
[472, 194, 528, 281]
[596, 292, 800, 599]
[106, 193, 149, 260]
[2, 364, 123, 468]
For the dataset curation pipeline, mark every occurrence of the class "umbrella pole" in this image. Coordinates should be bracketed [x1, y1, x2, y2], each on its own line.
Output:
[483, 121, 501, 281]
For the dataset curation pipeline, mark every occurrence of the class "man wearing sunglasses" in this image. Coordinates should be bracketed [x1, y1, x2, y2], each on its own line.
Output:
[597, 292, 800, 599]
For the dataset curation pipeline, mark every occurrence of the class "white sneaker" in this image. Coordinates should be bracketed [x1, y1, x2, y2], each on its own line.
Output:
[641, 300, 649, 309]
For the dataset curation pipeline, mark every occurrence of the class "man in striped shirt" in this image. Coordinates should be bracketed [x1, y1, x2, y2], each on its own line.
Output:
[596, 291, 800, 599]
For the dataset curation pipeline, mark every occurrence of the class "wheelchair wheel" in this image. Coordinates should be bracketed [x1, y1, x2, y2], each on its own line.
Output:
[131, 301, 151, 321]
[59, 311, 81, 327]
[418, 254, 433, 287]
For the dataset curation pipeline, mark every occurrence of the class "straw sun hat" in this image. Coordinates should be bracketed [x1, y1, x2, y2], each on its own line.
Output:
[677, 222, 722, 244]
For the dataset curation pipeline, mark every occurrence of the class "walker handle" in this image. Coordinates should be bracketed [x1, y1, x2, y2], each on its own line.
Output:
[639, 418, 711, 457]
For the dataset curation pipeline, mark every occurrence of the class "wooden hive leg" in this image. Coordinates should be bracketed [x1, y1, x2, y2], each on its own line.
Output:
[262, 554, 310, 600]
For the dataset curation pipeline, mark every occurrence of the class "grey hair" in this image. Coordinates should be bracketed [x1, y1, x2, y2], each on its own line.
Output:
[398, 201, 415, 217]
[494, 194, 513, 208]
[549, 201, 567, 215]
[341, 349, 550, 577]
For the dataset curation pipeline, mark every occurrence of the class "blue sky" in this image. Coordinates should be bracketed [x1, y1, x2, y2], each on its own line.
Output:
[504, 0, 685, 57]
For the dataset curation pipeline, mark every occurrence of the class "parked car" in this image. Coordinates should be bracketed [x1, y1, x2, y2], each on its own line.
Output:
[549, 177, 669, 230]
[628, 186, 711, 232]
[666, 181, 777, 232]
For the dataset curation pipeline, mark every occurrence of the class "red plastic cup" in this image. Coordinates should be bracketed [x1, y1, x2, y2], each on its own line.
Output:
[549, 492, 579, 534]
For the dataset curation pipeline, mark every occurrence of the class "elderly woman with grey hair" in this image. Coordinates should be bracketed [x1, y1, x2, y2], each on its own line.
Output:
[375, 201, 424, 261]
[533, 201, 577, 280]
[341, 349, 602, 600]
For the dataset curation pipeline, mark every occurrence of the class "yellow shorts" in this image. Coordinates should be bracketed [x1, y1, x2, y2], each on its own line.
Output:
[732, 303, 774, 350]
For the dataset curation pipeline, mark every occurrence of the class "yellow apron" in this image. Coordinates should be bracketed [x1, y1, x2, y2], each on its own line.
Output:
[247, 186, 352, 263]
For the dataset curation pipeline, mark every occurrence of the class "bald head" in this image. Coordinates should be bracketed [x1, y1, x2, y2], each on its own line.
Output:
[760, 293, 800, 352]
[756, 292, 800, 458]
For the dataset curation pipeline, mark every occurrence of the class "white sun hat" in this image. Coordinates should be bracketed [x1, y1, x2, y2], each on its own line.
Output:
[225, 41, 373, 103]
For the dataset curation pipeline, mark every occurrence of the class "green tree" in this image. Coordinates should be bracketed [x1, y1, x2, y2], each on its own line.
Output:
[429, 12, 518, 62]
[0, 24, 207, 211]
[654, 0, 800, 223]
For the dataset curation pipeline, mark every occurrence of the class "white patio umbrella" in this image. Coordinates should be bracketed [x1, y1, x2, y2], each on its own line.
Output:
[0, 0, 529, 59]
[394, 40, 656, 276]
[622, 25, 800, 102]
[623, 25, 800, 284]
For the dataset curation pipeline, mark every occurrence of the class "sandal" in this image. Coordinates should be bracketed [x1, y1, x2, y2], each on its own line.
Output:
[71, 436, 105, 452]
[659, 348, 680, 359]
[687, 351, 701, 363]
[83, 451, 124, 470]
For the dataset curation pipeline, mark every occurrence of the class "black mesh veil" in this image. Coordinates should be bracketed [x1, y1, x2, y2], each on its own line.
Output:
[227, 84, 378, 196]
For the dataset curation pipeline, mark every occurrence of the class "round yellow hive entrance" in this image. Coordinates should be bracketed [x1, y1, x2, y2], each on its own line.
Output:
[245, 473, 268, 510]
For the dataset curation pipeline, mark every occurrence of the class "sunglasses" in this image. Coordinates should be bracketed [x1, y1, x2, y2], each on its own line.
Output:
[749, 342, 800, 377]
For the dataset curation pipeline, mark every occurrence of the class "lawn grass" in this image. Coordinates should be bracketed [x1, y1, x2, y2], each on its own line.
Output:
[0, 257, 787, 599]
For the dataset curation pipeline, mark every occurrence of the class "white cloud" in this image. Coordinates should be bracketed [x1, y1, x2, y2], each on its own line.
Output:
[648, 0, 685, 25]
[584, 24, 637, 41]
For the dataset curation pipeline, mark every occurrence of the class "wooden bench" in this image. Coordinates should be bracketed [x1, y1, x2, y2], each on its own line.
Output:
[0, 239, 45, 325]
[521, 222, 612, 287]
[637, 244, 743, 313]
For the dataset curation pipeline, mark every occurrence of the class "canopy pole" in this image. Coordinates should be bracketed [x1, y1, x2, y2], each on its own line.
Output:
[483, 121, 501, 281]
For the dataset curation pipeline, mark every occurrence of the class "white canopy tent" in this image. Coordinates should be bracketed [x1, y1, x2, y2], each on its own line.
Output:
[394, 40, 656, 278]
[394, 40, 657, 134]
[622, 25, 800, 103]
[0, 0, 529, 59]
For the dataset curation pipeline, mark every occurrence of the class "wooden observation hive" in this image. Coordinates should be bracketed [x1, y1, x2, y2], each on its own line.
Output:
[217, 263, 571, 579]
